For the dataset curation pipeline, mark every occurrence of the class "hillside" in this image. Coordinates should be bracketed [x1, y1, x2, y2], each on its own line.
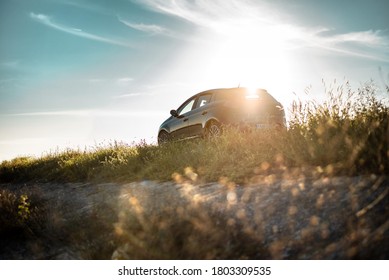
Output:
[0, 81, 388, 259]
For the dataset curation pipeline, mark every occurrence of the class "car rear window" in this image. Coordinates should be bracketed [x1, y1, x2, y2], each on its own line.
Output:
[213, 89, 276, 103]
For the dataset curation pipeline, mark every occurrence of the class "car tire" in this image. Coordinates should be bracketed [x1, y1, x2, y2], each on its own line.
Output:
[205, 121, 222, 140]
[158, 131, 170, 145]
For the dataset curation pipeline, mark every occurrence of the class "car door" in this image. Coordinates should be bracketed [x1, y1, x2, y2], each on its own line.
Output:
[169, 97, 196, 140]
[187, 93, 213, 137]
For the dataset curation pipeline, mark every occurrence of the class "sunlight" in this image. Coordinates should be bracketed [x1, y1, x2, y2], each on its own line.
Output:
[204, 24, 293, 95]
[244, 87, 260, 99]
[153, 18, 297, 109]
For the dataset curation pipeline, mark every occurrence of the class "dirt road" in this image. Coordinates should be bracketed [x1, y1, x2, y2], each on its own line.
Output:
[0, 175, 388, 259]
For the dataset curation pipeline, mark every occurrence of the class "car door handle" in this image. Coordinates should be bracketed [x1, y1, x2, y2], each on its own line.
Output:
[183, 118, 188, 122]
[202, 111, 208, 115]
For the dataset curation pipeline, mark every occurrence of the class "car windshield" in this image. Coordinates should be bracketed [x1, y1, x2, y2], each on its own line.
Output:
[178, 99, 195, 115]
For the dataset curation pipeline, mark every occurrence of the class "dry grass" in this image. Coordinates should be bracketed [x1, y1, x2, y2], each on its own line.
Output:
[0, 80, 388, 259]
[1, 81, 387, 184]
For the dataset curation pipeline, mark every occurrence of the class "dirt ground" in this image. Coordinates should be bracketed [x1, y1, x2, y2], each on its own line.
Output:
[0, 175, 388, 259]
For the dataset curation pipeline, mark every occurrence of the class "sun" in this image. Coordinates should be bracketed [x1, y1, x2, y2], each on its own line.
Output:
[160, 18, 295, 106]
[203, 24, 293, 96]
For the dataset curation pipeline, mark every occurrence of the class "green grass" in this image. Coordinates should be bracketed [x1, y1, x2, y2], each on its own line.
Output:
[1, 80, 388, 184]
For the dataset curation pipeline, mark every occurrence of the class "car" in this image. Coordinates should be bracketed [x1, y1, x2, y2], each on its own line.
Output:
[157, 87, 286, 144]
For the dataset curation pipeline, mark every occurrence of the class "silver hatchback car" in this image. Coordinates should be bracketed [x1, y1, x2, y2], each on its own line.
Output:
[158, 87, 286, 144]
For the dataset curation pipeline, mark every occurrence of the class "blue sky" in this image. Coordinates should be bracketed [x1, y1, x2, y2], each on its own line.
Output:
[1, 0, 388, 160]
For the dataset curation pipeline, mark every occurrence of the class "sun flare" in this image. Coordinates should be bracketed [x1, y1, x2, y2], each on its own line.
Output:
[202, 23, 293, 98]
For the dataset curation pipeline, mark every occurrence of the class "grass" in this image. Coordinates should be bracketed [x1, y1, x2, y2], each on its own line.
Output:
[0, 80, 388, 259]
[1, 81, 388, 184]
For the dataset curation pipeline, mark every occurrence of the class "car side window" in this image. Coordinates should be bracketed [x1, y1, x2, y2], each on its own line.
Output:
[178, 99, 195, 115]
[195, 94, 212, 109]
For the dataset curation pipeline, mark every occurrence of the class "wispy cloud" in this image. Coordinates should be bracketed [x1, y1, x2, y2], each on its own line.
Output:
[30, 12, 132, 47]
[137, 0, 389, 62]
[137, 0, 273, 30]
[297, 29, 389, 62]
[113, 93, 142, 99]
[1, 60, 21, 69]
[4, 109, 163, 117]
[88, 78, 106, 83]
[118, 17, 168, 35]
[116, 77, 134, 84]
[7, 110, 92, 117]
[325, 30, 387, 47]
[58, 0, 111, 15]
[87, 77, 134, 84]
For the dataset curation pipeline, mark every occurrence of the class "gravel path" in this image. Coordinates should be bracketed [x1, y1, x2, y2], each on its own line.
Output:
[0, 175, 388, 259]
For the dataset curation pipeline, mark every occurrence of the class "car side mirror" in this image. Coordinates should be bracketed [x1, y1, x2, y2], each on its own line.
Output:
[170, 109, 179, 117]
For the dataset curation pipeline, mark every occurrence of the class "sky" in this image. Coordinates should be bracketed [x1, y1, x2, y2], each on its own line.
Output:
[0, 0, 388, 161]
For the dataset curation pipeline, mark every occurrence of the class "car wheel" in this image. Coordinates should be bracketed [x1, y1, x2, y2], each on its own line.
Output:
[158, 131, 170, 145]
[205, 121, 222, 140]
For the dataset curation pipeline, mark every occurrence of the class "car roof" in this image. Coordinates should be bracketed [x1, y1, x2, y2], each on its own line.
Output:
[195, 87, 279, 103]
[197, 87, 268, 95]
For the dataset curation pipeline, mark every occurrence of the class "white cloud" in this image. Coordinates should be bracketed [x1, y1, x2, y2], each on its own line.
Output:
[136, 0, 389, 62]
[116, 77, 134, 84]
[327, 30, 387, 46]
[7, 110, 92, 117]
[137, 0, 274, 30]
[4, 109, 163, 117]
[1, 60, 20, 69]
[118, 18, 168, 35]
[113, 93, 141, 99]
[30, 12, 132, 47]
[88, 78, 106, 83]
